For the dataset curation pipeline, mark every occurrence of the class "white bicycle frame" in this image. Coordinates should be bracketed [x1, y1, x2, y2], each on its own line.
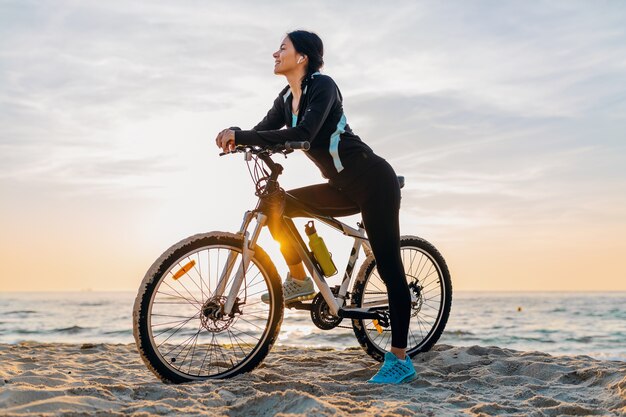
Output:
[215, 209, 374, 316]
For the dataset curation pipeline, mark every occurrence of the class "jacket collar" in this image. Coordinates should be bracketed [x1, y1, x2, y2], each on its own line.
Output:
[284, 71, 322, 101]
[284, 72, 323, 122]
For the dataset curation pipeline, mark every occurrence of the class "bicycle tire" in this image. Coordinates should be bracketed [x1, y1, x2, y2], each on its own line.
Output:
[351, 236, 452, 362]
[133, 232, 283, 382]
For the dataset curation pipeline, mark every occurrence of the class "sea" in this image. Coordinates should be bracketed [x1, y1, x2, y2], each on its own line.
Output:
[1, 291, 624, 361]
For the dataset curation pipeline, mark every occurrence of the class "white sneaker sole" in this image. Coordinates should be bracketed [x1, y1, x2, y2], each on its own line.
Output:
[261, 292, 316, 305]
[284, 292, 316, 304]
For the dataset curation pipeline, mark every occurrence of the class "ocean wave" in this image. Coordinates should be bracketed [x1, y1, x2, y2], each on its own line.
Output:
[535, 329, 560, 334]
[102, 330, 133, 335]
[15, 329, 41, 334]
[585, 351, 626, 362]
[51, 325, 91, 334]
[564, 336, 596, 343]
[446, 329, 475, 336]
[4, 310, 38, 316]
[510, 336, 556, 344]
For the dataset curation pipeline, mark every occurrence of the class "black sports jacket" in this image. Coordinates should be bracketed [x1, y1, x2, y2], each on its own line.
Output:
[234, 72, 381, 188]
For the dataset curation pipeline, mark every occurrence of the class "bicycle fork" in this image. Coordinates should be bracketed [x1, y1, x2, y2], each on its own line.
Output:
[215, 210, 264, 315]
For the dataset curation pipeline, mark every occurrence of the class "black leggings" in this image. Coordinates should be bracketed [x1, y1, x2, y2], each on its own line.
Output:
[268, 159, 411, 349]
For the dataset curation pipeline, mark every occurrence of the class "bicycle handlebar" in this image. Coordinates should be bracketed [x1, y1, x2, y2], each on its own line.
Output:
[284, 141, 311, 151]
[219, 127, 311, 156]
[218, 128, 309, 191]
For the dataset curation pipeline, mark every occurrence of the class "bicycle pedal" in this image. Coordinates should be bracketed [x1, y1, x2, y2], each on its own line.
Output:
[285, 294, 316, 310]
[285, 293, 315, 303]
[285, 293, 315, 304]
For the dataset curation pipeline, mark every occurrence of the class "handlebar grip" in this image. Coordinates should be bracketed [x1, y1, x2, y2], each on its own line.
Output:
[285, 141, 310, 151]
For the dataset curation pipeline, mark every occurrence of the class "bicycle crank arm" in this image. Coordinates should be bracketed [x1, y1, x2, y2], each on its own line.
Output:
[337, 306, 389, 322]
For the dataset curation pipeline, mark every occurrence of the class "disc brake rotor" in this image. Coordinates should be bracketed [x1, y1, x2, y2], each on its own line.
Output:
[200, 296, 241, 332]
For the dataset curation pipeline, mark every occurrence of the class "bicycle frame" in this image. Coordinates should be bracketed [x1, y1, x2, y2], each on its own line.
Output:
[217, 205, 372, 316]
[212, 148, 394, 323]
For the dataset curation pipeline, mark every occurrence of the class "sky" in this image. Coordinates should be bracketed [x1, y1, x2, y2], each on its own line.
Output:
[1, 0, 625, 292]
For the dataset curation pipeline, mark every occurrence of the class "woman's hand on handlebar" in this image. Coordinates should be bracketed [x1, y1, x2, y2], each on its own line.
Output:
[215, 129, 236, 153]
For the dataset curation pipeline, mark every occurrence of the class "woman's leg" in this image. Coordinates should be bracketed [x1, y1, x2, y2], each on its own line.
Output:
[266, 183, 358, 280]
[265, 212, 304, 276]
[345, 161, 411, 356]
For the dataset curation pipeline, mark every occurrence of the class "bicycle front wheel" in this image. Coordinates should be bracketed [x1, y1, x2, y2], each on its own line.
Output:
[351, 236, 452, 362]
[133, 232, 283, 382]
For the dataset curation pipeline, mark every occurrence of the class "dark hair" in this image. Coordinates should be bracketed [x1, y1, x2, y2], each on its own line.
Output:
[287, 30, 324, 78]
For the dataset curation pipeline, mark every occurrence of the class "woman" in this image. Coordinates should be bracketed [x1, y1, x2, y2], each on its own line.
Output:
[215, 30, 415, 384]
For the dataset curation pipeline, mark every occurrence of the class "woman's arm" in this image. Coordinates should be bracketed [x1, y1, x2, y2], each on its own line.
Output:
[252, 92, 286, 131]
[215, 87, 288, 152]
[235, 76, 337, 146]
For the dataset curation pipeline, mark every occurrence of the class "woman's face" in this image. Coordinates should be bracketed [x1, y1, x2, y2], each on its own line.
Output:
[273, 36, 304, 75]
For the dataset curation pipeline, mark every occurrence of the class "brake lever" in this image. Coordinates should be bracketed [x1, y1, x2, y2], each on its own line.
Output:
[219, 145, 247, 157]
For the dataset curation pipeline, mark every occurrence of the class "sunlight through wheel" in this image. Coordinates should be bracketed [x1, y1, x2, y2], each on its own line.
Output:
[133, 232, 284, 382]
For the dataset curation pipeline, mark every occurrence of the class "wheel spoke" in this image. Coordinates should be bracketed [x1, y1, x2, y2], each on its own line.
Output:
[236, 316, 266, 331]
[154, 312, 199, 341]
[186, 255, 210, 302]
[137, 237, 281, 380]
[356, 242, 450, 357]
[156, 289, 196, 305]
[161, 322, 203, 358]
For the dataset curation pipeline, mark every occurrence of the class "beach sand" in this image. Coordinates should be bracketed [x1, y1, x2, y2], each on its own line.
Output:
[0, 343, 624, 416]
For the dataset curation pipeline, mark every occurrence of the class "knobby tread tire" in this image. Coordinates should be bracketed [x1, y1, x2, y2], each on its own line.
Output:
[132, 232, 283, 383]
[351, 236, 452, 362]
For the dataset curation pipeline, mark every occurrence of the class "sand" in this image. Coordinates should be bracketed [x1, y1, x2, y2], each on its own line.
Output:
[0, 343, 624, 417]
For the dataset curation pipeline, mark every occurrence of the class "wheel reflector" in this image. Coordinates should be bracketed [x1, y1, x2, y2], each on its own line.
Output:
[372, 319, 383, 334]
[173, 260, 196, 280]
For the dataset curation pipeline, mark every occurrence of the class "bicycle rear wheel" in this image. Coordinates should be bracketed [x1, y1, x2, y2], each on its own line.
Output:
[351, 236, 452, 362]
[133, 232, 283, 382]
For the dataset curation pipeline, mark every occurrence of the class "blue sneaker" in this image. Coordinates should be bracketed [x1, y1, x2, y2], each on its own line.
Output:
[367, 352, 417, 384]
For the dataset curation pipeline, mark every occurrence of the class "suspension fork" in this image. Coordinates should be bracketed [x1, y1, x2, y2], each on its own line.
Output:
[214, 211, 267, 315]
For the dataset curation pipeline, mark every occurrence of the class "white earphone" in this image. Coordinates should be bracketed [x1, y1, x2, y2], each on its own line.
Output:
[297, 56, 305, 64]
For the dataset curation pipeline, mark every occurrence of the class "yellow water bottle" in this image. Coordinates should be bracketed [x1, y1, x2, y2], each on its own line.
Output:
[305, 221, 337, 277]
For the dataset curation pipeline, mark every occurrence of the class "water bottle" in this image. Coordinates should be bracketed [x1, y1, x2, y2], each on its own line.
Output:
[305, 221, 337, 277]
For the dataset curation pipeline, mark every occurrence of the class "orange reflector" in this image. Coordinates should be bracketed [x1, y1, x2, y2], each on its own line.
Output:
[173, 260, 196, 280]
[372, 319, 383, 334]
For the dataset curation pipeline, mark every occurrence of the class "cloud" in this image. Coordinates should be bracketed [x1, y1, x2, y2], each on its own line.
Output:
[1, 1, 626, 291]
[343, 87, 626, 234]
[1, 0, 625, 219]
[333, 1, 626, 119]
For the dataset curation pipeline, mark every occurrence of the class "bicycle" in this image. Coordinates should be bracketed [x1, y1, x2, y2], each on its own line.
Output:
[133, 140, 452, 383]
